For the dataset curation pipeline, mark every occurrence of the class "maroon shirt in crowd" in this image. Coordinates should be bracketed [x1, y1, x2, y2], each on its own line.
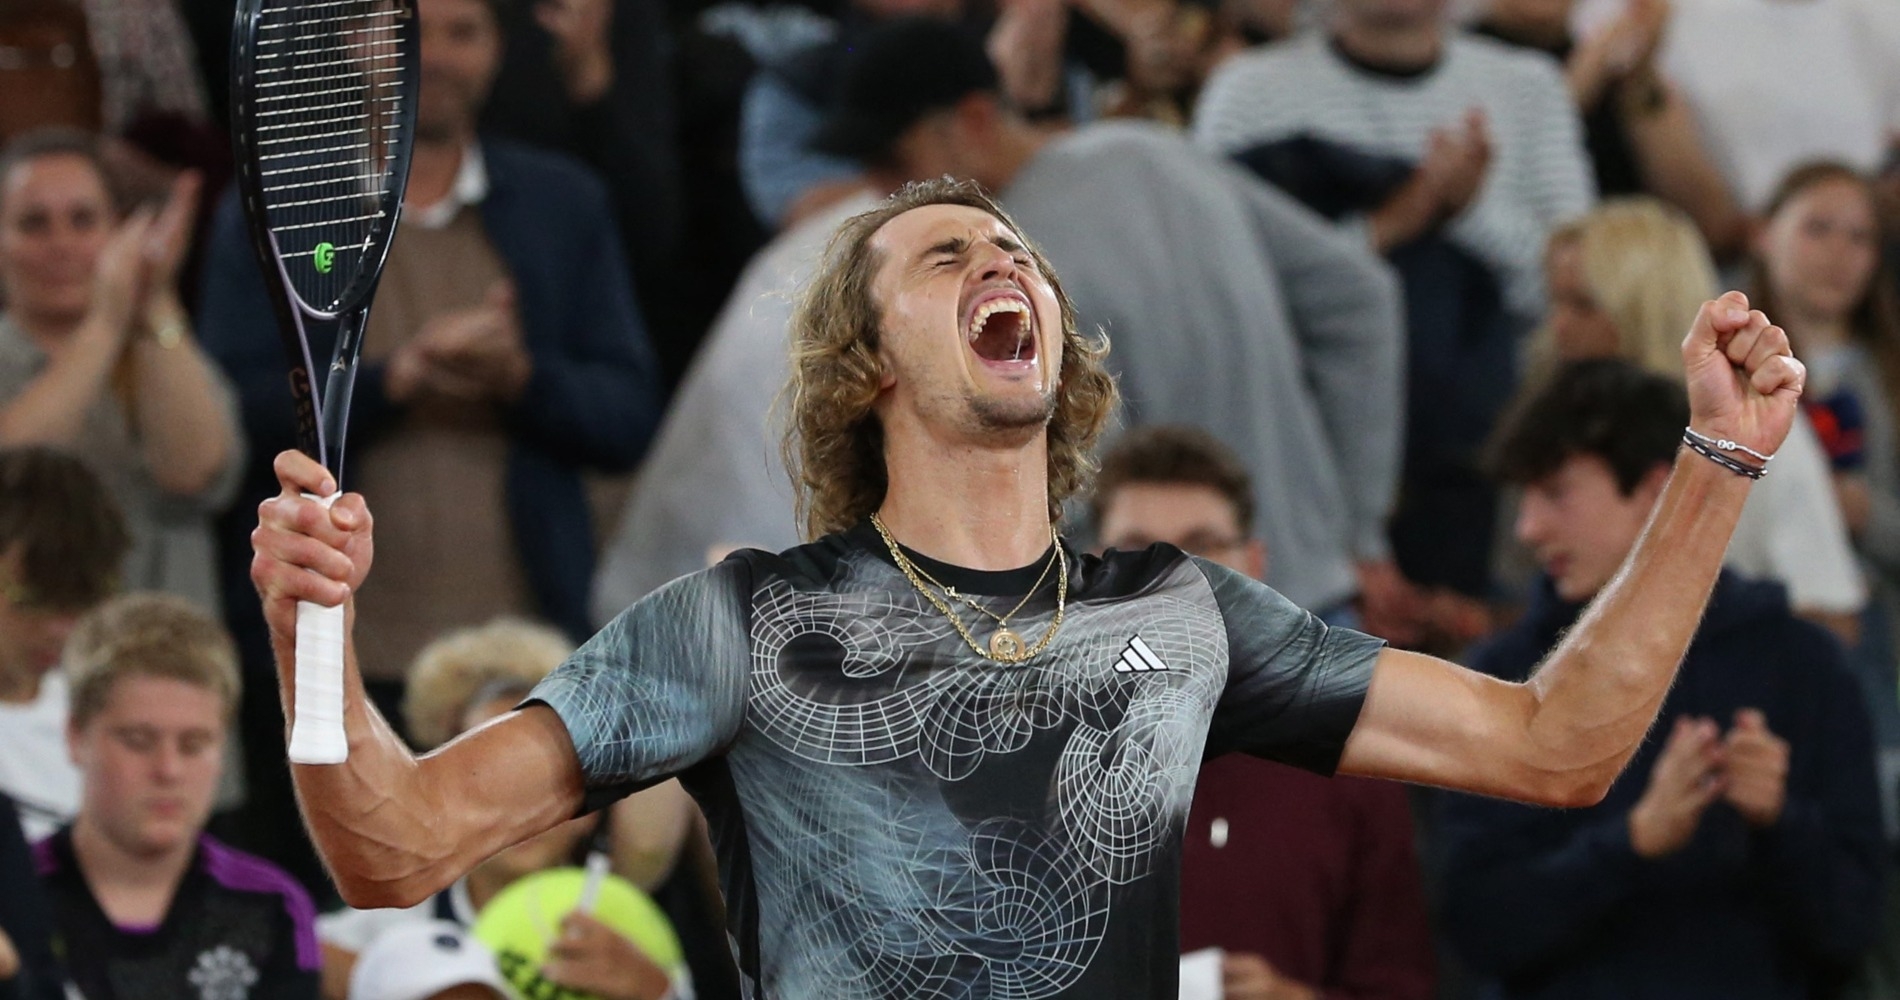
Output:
[1180, 755, 1436, 999]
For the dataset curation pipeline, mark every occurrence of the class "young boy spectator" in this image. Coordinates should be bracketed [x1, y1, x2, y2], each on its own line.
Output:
[0, 447, 128, 841]
[33, 594, 319, 1000]
[1438, 360, 1886, 998]
[1090, 426, 1436, 1000]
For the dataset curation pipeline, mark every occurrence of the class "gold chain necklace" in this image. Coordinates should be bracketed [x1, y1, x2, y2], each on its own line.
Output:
[869, 513, 1068, 664]
[908, 541, 1058, 628]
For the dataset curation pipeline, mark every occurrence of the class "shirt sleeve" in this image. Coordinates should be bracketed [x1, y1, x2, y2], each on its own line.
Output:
[1194, 557, 1383, 773]
[526, 557, 755, 813]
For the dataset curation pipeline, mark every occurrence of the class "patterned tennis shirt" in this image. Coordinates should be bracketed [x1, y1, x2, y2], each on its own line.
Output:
[531, 522, 1383, 999]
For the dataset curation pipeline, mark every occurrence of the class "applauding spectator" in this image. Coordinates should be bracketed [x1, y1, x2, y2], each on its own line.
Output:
[0, 129, 240, 614]
[1439, 360, 1885, 999]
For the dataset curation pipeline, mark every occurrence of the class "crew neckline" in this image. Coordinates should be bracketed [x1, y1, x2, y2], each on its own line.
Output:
[849, 520, 1066, 597]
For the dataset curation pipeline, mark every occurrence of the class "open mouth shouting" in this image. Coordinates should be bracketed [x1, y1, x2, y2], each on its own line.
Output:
[963, 286, 1038, 373]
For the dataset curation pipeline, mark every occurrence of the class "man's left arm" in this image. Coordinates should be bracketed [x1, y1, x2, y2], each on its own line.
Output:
[1337, 294, 1802, 806]
[509, 179, 665, 473]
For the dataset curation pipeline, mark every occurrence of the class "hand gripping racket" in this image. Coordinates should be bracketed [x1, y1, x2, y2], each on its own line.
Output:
[231, 0, 418, 763]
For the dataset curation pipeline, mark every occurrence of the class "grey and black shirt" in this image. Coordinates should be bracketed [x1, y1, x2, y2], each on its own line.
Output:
[531, 522, 1383, 999]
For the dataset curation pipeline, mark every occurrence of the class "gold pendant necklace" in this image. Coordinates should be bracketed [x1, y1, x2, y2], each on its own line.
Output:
[869, 514, 1067, 664]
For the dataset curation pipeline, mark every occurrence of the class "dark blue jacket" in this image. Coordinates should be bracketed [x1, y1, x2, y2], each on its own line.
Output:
[1437, 572, 1885, 1000]
[198, 139, 662, 640]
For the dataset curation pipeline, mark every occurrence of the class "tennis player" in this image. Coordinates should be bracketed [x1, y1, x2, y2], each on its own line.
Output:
[251, 179, 1804, 999]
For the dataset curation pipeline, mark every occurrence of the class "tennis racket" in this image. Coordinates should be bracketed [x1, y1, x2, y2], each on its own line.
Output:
[231, 0, 418, 764]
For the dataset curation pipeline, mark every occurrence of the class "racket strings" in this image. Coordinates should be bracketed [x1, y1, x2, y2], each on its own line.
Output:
[252, 0, 409, 312]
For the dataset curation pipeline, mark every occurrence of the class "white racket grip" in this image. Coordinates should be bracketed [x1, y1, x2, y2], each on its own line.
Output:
[288, 492, 348, 765]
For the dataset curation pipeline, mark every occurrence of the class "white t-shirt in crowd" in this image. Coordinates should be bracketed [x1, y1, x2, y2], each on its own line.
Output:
[0, 671, 82, 842]
[1663, 0, 1900, 210]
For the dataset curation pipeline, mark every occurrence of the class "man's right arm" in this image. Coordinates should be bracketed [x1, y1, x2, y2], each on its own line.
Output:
[252, 451, 587, 908]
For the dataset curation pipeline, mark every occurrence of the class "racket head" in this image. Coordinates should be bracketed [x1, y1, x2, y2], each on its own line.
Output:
[231, 0, 418, 321]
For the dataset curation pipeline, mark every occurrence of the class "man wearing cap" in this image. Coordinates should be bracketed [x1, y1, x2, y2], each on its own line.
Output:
[810, 18, 1408, 626]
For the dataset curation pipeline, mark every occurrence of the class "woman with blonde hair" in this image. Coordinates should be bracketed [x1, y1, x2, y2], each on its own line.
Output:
[1531, 196, 1864, 635]
[1749, 161, 1900, 738]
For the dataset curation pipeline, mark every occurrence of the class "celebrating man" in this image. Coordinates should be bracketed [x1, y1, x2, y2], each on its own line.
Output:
[251, 179, 1804, 999]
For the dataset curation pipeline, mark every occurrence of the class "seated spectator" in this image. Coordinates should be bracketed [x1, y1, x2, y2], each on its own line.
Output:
[591, 189, 879, 619]
[1660, 0, 1900, 212]
[0, 447, 129, 841]
[0, 794, 61, 1000]
[0, 128, 241, 614]
[347, 921, 509, 1000]
[1089, 426, 1436, 1000]
[1747, 162, 1900, 744]
[1531, 197, 1865, 639]
[1194, 0, 1595, 610]
[317, 619, 686, 1000]
[1438, 359, 1886, 999]
[809, 18, 1407, 628]
[198, 0, 664, 705]
[34, 594, 320, 1000]
[1471, 0, 1743, 256]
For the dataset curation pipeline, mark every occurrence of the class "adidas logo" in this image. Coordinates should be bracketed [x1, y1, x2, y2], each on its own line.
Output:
[1115, 635, 1170, 674]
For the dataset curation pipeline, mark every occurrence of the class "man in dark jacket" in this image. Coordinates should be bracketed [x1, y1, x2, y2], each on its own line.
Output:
[1438, 359, 1885, 1000]
[196, 0, 661, 888]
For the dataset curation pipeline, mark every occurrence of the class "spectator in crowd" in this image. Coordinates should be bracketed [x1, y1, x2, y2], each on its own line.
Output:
[200, 0, 663, 703]
[1089, 425, 1436, 1000]
[810, 17, 1407, 626]
[1747, 162, 1900, 744]
[1660, 0, 1900, 213]
[34, 594, 321, 1000]
[1471, 0, 1743, 256]
[0, 449, 128, 842]
[0, 128, 241, 614]
[740, 0, 1109, 231]
[1438, 359, 1885, 999]
[317, 619, 682, 1000]
[1530, 197, 1866, 641]
[477, 0, 693, 383]
[593, 189, 878, 621]
[0, 794, 61, 1000]
[346, 921, 510, 1000]
[1194, 0, 1594, 613]
[739, 0, 962, 230]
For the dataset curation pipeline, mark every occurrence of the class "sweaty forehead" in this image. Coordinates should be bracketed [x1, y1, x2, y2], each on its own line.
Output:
[868, 203, 1021, 260]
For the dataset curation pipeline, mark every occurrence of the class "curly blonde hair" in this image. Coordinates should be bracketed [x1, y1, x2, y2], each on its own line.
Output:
[782, 178, 1118, 539]
[402, 617, 573, 751]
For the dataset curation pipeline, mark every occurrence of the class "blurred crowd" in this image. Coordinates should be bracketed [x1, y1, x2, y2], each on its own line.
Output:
[0, 0, 1897, 995]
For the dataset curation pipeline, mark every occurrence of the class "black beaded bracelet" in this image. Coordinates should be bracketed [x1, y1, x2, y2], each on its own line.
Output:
[1682, 432, 1766, 480]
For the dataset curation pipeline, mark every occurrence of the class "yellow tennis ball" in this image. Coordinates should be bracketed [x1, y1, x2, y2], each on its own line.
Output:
[472, 867, 684, 1000]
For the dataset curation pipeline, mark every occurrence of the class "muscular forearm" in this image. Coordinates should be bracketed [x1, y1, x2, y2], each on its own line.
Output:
[273, 620, 581, 908]
[274, 621, 455, 906]
[1524, 453, 1749, 798]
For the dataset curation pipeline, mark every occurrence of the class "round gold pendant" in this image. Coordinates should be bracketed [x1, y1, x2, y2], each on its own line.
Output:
[988, 628, 1026, 662]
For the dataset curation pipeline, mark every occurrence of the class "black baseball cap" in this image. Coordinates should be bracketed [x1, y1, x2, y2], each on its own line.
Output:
[810, 17, 1000, 162]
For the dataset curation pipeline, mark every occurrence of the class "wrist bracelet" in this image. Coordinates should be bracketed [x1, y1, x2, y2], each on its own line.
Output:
[1682, 429, 1766, 480]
